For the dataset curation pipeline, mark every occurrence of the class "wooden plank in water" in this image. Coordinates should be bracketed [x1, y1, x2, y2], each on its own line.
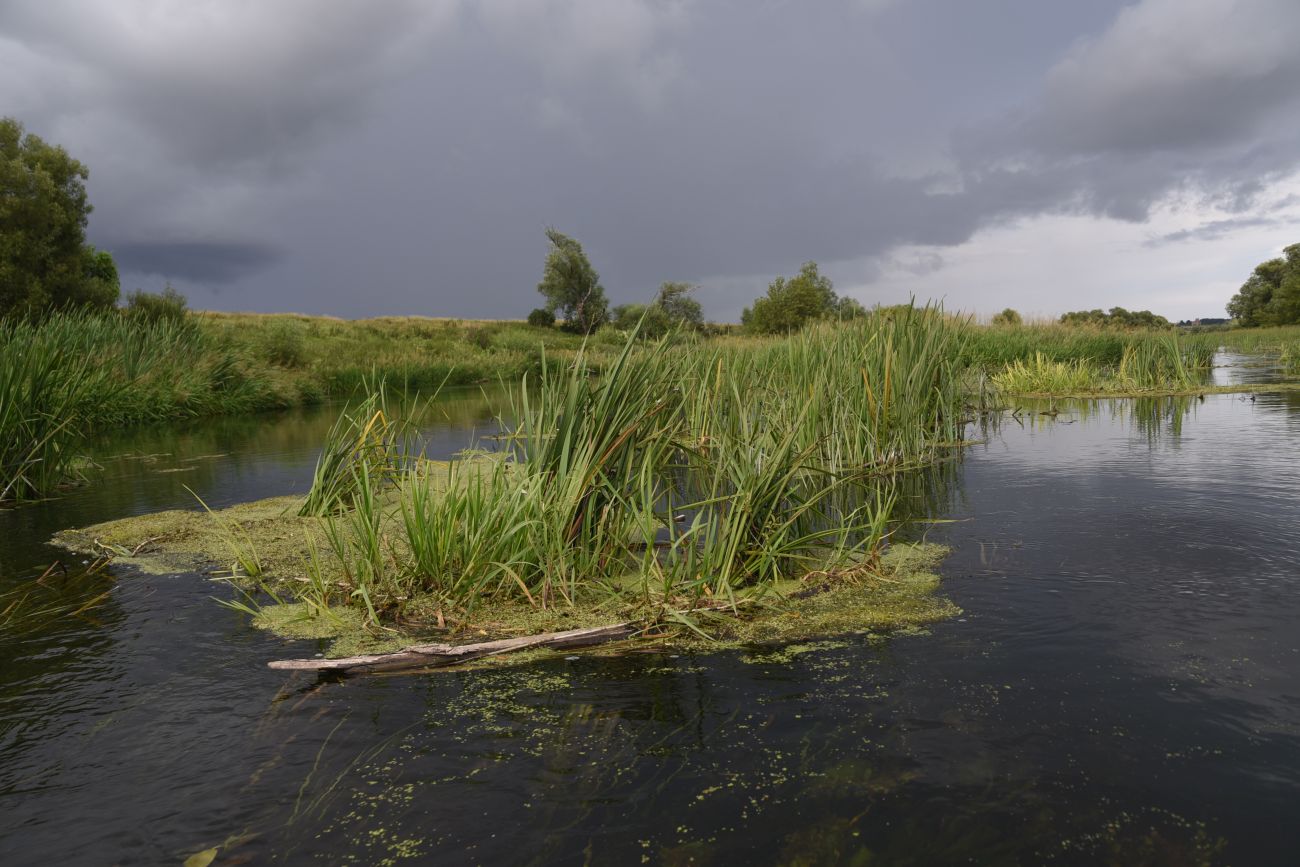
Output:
[267, 622, 637, 674]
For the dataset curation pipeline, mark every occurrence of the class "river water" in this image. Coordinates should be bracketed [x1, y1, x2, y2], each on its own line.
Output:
[2, 375, 1299, 865]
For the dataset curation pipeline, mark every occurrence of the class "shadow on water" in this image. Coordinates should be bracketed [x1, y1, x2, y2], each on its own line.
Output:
[3, 384, 1300, 864]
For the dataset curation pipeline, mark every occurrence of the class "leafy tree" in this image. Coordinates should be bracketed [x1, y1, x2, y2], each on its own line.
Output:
[1226, 244, 1300, 327]
[655, 281, 704, 329]
[992, 308, 1023, 326]
[742, 262, 844, 334]
[537, 228, 609, 334]
[527, 307, 555, 328]
[0, 117, 119, 317]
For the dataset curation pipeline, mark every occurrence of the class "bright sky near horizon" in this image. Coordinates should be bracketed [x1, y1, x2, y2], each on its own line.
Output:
[3, 0, 1299, 321]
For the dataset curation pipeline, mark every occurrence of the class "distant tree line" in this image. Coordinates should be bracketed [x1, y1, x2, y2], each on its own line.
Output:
[1226, 243, 1300, 327]
[1059, 307, 1170, 329]
[530, 232, 878, 337]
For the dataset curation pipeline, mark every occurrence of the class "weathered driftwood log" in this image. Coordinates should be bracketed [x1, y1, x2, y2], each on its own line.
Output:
[267, 622, 637, 674]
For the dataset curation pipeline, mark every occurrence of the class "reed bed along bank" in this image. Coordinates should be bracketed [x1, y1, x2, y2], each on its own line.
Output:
[8, 308, 1291, 502]
[0, 314, 272, 501]
[0, 312, 621, 501]
[988, 335, 1203, 395]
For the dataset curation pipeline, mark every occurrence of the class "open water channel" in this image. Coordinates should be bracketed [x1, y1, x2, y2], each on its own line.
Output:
[2, 363, 1299, 865]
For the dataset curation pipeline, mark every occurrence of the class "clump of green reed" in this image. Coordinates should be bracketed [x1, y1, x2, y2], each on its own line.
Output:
[1114, 335, 1197, 391]
[991, 352, 1100, 394]
[0, 321, 104, 500]
[1176, 333, 1219, 369]
[1280, 342, 1300, 375]
[992, 335, 1202, 395]
[298, 381, 420, 517]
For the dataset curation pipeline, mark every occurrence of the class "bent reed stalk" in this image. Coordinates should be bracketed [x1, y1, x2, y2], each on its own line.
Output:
[270, 305, 968, 630]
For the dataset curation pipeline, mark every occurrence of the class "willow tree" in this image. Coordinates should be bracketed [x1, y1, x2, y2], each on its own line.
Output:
[537, 228, 609, 334]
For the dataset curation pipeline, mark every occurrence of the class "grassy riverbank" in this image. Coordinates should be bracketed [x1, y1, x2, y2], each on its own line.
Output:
[198, 311, 635, 397]
[0, 311, 618, 500]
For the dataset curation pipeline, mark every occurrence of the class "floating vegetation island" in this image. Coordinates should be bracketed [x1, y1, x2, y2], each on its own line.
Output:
[55, 309, 971, 665]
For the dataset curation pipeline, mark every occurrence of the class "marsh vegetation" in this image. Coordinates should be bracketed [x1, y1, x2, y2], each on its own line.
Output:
[59, 307, 970, 654]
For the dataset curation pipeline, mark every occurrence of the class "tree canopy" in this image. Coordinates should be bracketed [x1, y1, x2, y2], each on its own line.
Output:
[655, 281, 703, 329]
[536, 229, 609, 334]
[741, 262, 862, 334]
[1059, 307, 1170, 329]
[1226, 244, 1300, 327]
[0, 117, 118, 317]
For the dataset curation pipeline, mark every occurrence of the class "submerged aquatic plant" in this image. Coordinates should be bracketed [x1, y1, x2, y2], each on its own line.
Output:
[0, 557, 117, 639]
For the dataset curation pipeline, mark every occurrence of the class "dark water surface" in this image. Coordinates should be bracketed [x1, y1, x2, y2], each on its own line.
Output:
[2, 385, 1299, 865]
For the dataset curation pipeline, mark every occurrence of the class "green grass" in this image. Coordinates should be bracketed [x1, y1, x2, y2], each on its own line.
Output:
[0, 313, 270, 500]
[1212, 323, 1300, 354]
[198, 311, 621, 398]
[982, 329, 1204, 395]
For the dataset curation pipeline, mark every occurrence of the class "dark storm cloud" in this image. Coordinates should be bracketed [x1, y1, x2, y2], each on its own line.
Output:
[2, 0, 1299, 318]
[111, 241, 283, 284]
[1146, 216, 1282, 247]
[958, 0, 1300, 224]
[0, 1, 452, 170]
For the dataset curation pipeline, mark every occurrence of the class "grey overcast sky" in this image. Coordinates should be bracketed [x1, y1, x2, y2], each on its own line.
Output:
[4, 0, 1300, 321]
